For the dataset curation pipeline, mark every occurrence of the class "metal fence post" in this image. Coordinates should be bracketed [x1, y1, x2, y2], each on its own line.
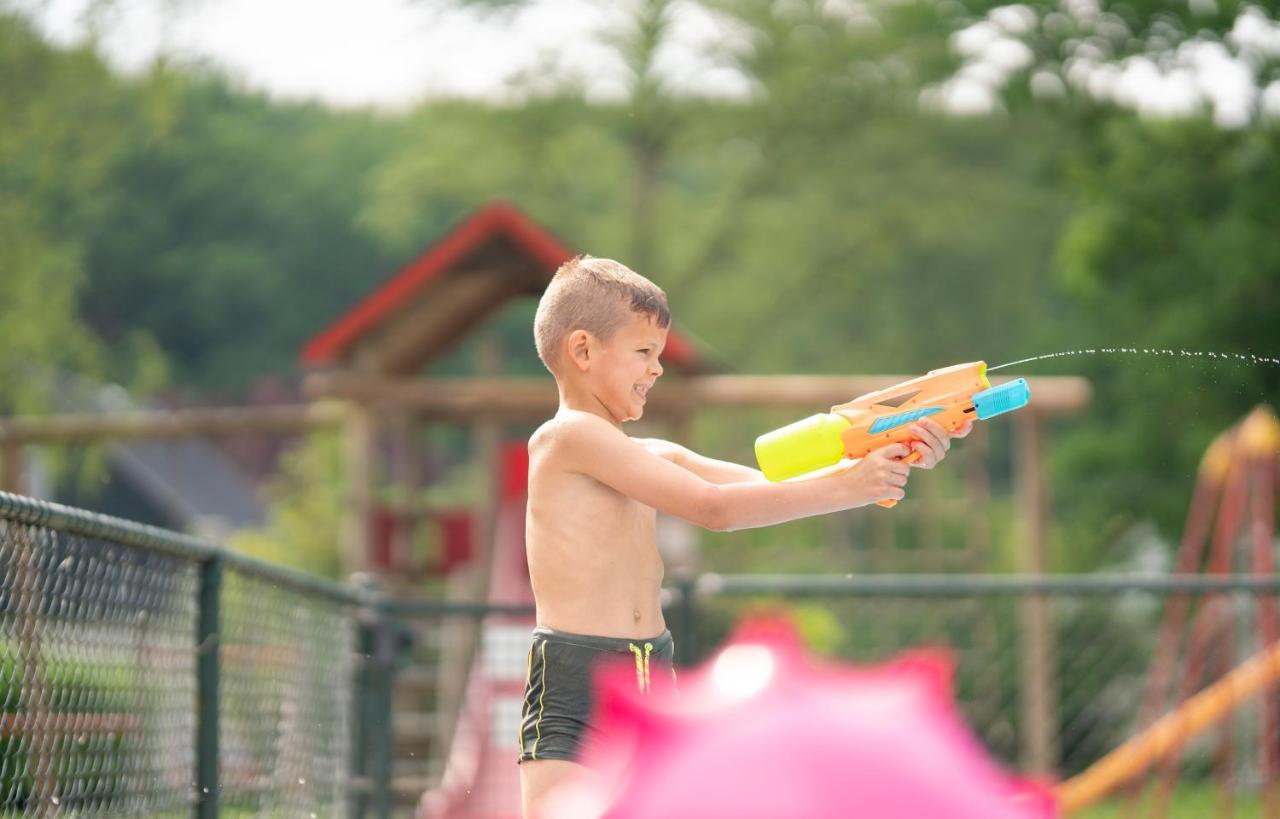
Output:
[349, 576, 395, 819]
[196, 555, 223, 819]
[348, 609, 373, 819]
[369, 602, 396, 818]
[670, 573, 698, 667]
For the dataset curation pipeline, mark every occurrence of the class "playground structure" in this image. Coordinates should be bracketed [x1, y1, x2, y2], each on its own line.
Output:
[1054, 405, 1280, 817]
[0, 202, 1091, 812]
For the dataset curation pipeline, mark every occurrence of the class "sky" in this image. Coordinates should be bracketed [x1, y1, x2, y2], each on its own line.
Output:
[24, 0, 752, 108]
[20, 0, 1280, 123]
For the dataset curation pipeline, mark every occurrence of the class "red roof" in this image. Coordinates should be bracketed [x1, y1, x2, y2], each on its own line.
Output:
[300, 200, 699, 370]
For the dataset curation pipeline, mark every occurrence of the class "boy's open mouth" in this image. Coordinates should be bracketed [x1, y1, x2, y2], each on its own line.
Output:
[634, 384, 650, 400]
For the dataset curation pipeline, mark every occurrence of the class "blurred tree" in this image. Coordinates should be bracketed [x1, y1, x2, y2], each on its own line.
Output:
[914, 0, 1280, 566]
[77, 75, 404, 393]
[1047, 117, 1280, 569]
[228, 431, 344, 578]
[0, 12, 130, 412]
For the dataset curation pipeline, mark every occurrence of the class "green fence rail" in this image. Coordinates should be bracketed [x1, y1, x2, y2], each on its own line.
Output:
[4, 489, 1279, 817]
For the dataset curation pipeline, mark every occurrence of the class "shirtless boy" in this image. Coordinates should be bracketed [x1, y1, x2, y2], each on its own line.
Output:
[518, 255, 971, 817]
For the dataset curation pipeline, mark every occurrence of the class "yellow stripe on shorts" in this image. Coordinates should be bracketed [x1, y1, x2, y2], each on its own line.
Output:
[518, 643, 533, 755]
[532, 641, 548, 760]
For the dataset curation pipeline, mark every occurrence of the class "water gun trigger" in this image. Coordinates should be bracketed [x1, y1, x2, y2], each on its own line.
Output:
[876, 448, 923, 508]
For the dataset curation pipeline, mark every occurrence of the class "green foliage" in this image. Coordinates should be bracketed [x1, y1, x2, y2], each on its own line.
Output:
[0, 13, 118, 413]
[0, 640, 134, 808]
[228, 431, 344, 579]
[77, 75, 404, 393]
[1048, 116, 1280, 567]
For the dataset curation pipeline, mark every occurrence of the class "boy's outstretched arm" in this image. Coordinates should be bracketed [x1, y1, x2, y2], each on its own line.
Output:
[636, 416, 969, 485]
[557, 414, 909, 532]
[635, 439, 765, 485]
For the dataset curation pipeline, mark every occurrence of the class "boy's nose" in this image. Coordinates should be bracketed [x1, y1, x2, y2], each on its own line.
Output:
[651, 360, 663, 377]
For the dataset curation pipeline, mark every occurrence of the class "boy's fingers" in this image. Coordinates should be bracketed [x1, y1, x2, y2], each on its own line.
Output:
[916, 420, 950, 452]
[880, 443, 911, 460]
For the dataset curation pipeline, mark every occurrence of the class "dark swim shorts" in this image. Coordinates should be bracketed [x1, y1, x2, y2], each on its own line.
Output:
[517, 626, 675, 763]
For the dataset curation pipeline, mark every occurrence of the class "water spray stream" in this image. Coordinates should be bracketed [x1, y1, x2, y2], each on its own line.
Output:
[988, 348, 1280, 372]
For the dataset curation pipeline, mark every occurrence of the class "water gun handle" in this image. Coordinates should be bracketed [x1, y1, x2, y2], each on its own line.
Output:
[876, 449, 923, 508]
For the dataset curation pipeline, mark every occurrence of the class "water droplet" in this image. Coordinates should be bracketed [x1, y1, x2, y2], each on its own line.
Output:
[51, 796, 60, 805]
[298, 778, 306, 785]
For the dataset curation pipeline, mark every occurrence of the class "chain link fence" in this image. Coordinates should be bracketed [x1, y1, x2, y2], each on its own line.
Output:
[0, 491, 368, 818]
[679, 574, 1280, 815]
[390, 576, 1280, 818]
[3, 489, 1278, 817]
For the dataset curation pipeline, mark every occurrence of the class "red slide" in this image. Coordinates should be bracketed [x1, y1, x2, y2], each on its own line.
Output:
[418, 443, 534, 819]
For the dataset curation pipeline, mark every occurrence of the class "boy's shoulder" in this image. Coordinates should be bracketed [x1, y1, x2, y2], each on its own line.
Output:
[531, 410, 679, 466]
[530, 409, 622, 456]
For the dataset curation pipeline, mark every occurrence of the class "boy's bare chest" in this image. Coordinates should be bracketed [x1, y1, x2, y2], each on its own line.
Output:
[524, 461, 656, 552]
[550, 469, 654, 528]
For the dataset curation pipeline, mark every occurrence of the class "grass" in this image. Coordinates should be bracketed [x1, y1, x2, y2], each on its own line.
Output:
[1075, 783, 1267, 819]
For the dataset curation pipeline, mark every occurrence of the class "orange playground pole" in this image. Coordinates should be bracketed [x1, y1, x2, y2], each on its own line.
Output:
[1056, 639, 1280, 815]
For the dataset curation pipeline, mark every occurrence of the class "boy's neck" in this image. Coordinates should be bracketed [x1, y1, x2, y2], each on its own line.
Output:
[555, 379, 623, 429]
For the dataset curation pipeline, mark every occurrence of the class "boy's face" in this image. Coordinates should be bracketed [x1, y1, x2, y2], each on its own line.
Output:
[593, 312, 668, 423]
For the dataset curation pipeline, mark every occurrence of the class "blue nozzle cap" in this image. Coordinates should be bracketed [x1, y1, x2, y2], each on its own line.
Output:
[972, 379, 1030, 420]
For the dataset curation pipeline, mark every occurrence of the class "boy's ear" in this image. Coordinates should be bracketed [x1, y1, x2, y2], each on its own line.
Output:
[566, 329, 593, 373]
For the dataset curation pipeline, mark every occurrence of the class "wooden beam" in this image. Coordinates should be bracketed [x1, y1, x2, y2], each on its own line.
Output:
[303, 373, 1091, 418]
[0, 402, 344, 445]
[1015, 409, 1058, 776]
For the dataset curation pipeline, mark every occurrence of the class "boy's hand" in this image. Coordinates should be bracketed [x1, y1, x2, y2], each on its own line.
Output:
[906, 417, 973, 470]
[842, 443, 913, 505]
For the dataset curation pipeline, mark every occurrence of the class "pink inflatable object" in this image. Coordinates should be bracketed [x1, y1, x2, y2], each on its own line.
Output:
[541, 618, 1058, 819]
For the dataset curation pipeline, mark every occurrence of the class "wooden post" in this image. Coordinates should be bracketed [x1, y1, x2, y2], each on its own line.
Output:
[386, 410, 421, 578]
[342, 405, 376, 578]
[470, 334, 505, 599]
[1016, 409, 1058, 775]
[965, 423, 993, 564]
[437, 334, 506, 760]
[1, 439, 25, 494]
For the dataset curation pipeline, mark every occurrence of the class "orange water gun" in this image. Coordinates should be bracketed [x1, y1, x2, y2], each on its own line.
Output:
[754, 362, 1030, 507]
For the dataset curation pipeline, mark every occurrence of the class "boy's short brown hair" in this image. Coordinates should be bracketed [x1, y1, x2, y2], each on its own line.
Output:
[534, 255, 670, 376]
